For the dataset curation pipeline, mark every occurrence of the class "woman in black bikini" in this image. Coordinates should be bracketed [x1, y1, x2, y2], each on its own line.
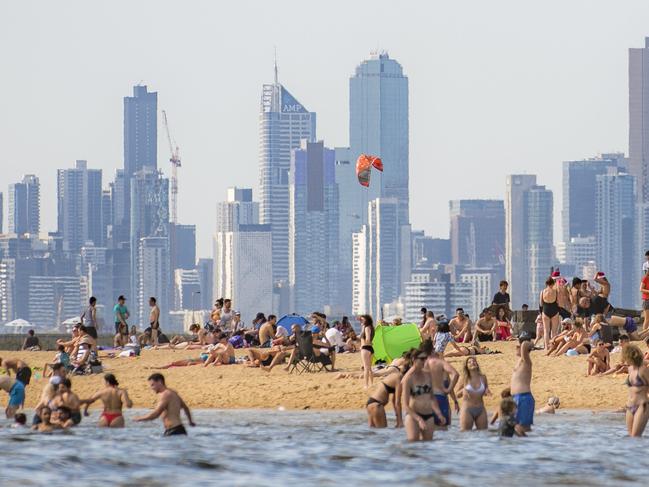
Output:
[401, 349, 445, 441]
[366, 355, 410, 428]
[456, 357, 490, 431]
[360, 315, 375, 389]
[623, 344, 649, 437]
[540, 276, 560, 350]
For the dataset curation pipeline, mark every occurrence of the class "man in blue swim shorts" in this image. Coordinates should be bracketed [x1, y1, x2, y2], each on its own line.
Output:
[511, 332, 535, 432]
[0, 375, 25, 418]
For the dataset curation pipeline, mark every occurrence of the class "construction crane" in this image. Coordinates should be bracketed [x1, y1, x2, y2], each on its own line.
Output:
[162, 110, 181, 224]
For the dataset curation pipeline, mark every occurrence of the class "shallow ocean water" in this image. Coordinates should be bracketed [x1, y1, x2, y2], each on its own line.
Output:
[0, 409, 645, 486]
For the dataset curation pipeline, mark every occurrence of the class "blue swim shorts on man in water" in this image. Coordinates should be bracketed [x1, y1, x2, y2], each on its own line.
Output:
[513, 392, 535, 427]
[433, 393, 451, 426]
[8, 380, 25, 408]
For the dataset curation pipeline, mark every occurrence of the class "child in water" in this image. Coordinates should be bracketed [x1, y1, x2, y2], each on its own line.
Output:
[537, 396, 561, 414]
[490, 388, 512, 425]
[498, 398, 526, 437]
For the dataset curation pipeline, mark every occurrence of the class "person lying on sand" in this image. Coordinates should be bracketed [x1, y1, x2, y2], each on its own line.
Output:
[247, 346, 290, 371]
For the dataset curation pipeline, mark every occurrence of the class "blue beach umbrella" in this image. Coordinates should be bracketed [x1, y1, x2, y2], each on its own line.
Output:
[277, 314, 309, 335]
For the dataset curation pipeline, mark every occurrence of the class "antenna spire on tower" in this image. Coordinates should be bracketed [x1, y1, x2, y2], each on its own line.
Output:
[274, 46, 278, 85]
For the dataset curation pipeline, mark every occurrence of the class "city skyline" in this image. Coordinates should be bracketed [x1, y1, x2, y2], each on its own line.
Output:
[3, 2, 649, 257]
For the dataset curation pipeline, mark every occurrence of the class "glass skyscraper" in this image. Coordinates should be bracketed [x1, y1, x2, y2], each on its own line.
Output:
[629, 38, 649, 204]
[258, 71, 316, 287]
[289, 140, 339, 314]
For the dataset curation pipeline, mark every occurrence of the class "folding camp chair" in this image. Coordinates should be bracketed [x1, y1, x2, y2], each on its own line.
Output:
[288, 331, 333, 374]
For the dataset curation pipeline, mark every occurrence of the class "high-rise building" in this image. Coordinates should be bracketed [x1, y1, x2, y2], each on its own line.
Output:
[346, 52, 410, 314]
[137, 237, 170, 324]
[0, 192, 3, 234]
[171, 223, 196, 271]
[506, 175, 554, 307]
[556, 236, 597, 270]
[352, 198, 411, 318]
[130, 168, 170, 323]
[562, 154, 623, 241]
[100, 189, 112, 247]
[350, 52, 409, 224]
[213, 225, 273, 322]
[289, 140, 339, 314]
[197, 258, 214, 310]
[124, 85, 157, 232]
[403, 272, 473, 322]
[596, 170, 637, 308]
[173, 269, 201, 310]
[629, 38, 649, 203]
[57, 160, 103, 252]
[258, 66, 316, 286]
[411, 232, 451, 267]
[8, 175, 40, 235]
[333, 147, 355, 311]
[449, 200, 505, 267]
[27, 275, 88, 329]
[216, 187, 259, 233]
[110, 170, 128, 245]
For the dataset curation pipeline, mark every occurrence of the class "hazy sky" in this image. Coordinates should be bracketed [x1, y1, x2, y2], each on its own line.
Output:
[2, 1, 649, 257]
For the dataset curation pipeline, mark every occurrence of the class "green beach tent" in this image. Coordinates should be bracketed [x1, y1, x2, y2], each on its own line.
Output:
[372, 324, 422, 364]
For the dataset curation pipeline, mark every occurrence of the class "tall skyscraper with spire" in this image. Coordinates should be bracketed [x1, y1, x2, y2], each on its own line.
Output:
[258, 59, 316, 291]
[629, 38, 649, 204]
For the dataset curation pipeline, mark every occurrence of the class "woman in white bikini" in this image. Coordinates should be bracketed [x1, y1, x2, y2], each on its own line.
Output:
[456, 357, 490, 431]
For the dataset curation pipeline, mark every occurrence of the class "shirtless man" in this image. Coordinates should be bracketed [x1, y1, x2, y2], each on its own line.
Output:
[258, 315, 276, 347]
[449, 308, 472, 342]
[203, 333, 236, 366]
[0, 375, 24, 418]
[135, 373, 195, 436]
[511, 332, 535, 432]
[475, 309, 497, 341]
[425, 346, 460, 429]
[81, 373, 133, 428]
[149, 297, 161, 346]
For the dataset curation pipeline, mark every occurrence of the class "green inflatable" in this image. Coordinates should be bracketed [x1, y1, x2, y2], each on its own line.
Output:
[372, 324, 422, 364]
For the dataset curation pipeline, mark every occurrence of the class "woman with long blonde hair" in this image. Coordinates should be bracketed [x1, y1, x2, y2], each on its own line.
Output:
[456, 356, 490, 431]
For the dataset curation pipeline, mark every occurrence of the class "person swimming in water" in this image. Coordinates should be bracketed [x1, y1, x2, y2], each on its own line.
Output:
[31, 406, 61, 433]
[80, 373, 133, 428]
[537, 396, 561, 414]
[135, 373, 195, 436]
[622, 344, 649, 437]
[401, 349, 445, 441]
[456, 357, 490, 431]
[365, 352, 410, 428]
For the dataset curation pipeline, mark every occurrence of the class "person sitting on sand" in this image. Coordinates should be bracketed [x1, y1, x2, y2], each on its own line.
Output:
[42, 345, 70, 378]
[544, 320, 574, 356]
[203, 333, 236, 366]
[21, 329, 41, 351]
[550, 319, 589, 356]
[537, 396, 561, 414]
[600, 335, 631, 376]
[622, 344, 649, 437]
[495, 307, 513, 341]
[587, 340, 610, 376]
[258, 315, 276, 347]
[490, 388, 512, 425]
[449, 308, 472, 343]
[456, 357, 491, 431]
[366, 354, 408, 428]
[475, 308, 497, 342]
[433, 320, 465, 356]
[498, 398, 526, 437]
[80, 373, 133, 428]
[57, 324, 81, 355]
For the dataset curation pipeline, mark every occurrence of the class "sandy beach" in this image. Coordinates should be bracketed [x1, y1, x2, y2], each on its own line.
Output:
[0, 341, 631, 411]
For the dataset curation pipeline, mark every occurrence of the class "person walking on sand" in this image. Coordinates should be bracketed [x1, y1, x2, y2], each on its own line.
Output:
[360, 315, 375, 389]
[80, 373, 133, 428]
[80, 296, 99, 339]
[114, 295, 129, 335]
[149, 297, 161, 346]
[135, 373, 195, 436]
[511, 332, 535, 432]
